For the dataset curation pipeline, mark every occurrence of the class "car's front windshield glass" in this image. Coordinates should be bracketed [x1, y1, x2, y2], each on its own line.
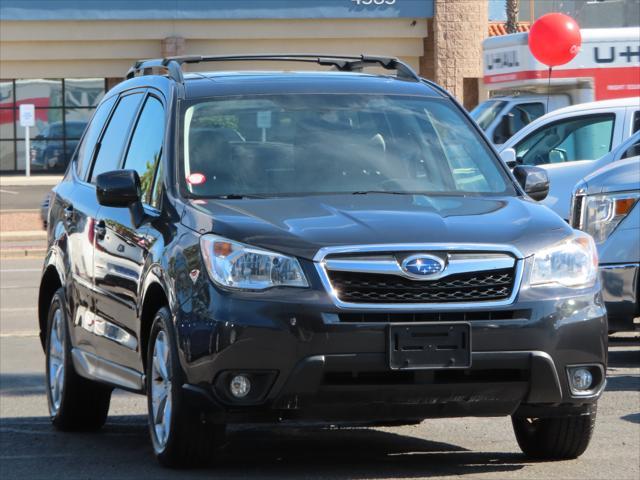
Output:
[470, 99, 507, 131]
[182, 94, 514, 198]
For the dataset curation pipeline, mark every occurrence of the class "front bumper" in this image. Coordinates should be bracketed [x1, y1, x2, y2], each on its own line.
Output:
[175, 280, 607, 424]
[599, 263, 639, 330]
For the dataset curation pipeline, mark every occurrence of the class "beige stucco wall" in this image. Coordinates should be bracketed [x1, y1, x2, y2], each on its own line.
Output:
[0, 18, 428, 79]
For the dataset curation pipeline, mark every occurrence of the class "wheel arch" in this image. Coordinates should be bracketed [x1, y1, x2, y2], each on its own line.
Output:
[139, 276, 170, 370]
[38, 263, 63, 350]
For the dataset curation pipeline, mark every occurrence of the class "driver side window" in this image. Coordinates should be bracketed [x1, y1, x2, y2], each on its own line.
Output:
[515, 114, 615, 166]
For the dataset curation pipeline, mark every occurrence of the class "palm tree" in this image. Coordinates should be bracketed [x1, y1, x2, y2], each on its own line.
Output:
[505, 0, 520, 34]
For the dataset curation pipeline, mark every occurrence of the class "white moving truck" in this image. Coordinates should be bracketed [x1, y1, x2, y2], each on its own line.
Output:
[471, 27, 640, 145]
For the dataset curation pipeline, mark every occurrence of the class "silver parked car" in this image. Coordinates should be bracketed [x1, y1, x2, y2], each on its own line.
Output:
[570, 150, 640, 332]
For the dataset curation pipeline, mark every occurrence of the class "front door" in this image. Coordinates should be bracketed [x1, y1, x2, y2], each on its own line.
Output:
[93, 93, 166, 371]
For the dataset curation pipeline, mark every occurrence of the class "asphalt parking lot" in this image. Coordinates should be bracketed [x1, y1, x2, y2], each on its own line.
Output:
[0, 185, 52, 212]
[0, 257, 638, 480]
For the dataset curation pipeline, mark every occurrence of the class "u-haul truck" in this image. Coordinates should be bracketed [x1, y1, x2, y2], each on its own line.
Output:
[471, 27, 640, 145]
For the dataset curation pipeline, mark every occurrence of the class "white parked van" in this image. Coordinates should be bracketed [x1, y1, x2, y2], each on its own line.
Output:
[472, 28, 640, 145]
[498, 97, 640, 219]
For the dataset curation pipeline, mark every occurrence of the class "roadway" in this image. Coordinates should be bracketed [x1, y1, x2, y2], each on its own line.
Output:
[0, 257, 638, 479]
[0, 185, 52, 211]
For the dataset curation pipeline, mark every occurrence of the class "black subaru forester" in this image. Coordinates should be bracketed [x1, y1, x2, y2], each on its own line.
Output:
[38, 55, 607, 467]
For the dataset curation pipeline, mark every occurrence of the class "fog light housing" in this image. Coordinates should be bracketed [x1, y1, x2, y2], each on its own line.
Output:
[229, 374, 251, 398]
[566, 365, 605, 396]
[570, 368, 593, 391]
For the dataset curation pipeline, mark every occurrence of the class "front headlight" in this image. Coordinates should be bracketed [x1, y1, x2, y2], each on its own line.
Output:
[200, 234, 308, 290]
[530, 232, 598, 288]
[580, 192, 639, 244]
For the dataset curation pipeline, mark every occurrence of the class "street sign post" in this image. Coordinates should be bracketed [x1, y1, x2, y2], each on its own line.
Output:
[19, 104, 35, 177]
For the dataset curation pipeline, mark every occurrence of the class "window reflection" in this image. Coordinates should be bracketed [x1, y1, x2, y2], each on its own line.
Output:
[0, 141, 14, 170]
[65, 78, 105, 108]
[0, 81, 13, 106]
[1, 78, 105, 173]
[0, 108, 14, 139]
[16, 79, 63, 106]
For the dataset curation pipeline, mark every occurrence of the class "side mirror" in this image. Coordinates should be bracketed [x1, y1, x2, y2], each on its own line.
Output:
[500, 148, 517, 169]
[96, 169, 145, 227]
[513, 165, 549, 201]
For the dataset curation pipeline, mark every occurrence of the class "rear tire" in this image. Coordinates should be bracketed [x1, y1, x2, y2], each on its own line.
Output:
[146, 306, 225, 468]
[46, 288, 112, 431]
[512, 406, 597, 460]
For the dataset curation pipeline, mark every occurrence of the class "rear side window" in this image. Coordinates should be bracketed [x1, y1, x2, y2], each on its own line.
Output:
[75, 95, 116, 180]
[515, 114, 615, 165]
[90, 93, 143, 183]
[633, 111, 640, 134]
[123, 96, 165, 204]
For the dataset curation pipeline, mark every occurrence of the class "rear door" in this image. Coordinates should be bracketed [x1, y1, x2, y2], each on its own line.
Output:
[93, 91, 166, 370]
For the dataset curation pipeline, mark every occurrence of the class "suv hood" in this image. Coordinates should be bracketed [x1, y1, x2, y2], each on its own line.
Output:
[182, 194, 572, 260]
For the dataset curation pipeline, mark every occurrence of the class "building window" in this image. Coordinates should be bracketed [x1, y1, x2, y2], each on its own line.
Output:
[0, 78, 106, 173]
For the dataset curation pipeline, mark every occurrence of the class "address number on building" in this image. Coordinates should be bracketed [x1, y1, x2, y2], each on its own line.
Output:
[352, 0, 396, 6]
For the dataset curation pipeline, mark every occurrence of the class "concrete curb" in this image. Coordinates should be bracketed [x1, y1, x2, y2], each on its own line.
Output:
[0, 230, 46, 239]
[0, 230, 47, 241]
[0, 248, 46, 258]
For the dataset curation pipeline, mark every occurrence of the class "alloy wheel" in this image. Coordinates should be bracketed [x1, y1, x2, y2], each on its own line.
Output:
[151, 331, 172, 449]
[48, 308, 65, 415]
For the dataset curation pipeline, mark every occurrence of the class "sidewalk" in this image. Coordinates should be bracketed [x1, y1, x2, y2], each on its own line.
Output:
[0, 175, 62, 187]
[0, 210, 47, 258]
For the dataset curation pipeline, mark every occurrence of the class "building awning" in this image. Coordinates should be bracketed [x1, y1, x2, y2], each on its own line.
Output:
[1, 0, 434, 21]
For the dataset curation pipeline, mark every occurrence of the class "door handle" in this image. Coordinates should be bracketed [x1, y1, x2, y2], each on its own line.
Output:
[63, 205, 74, 221]
[94, 220, 106, 240]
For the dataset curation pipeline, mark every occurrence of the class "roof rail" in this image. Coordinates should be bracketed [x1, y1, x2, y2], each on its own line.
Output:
[125, 54, 421, 83]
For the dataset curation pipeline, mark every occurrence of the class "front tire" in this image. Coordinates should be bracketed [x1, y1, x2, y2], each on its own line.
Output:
[512, 406, 597, 460]
[46, 288, 112, 431]
[146, 307, 225, 468]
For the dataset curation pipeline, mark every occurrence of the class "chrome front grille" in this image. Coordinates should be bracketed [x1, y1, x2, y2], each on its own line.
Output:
[314, 244, 524, 309]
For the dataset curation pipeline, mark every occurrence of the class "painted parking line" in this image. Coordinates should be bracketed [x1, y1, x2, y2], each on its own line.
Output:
[0, 269, 42, 273]
[0, 189, 18, 195]
[0, 331, 39, 337]
[1, 307, 37, 312]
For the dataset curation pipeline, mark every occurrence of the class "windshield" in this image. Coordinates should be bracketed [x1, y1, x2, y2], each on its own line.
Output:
[470, 100, 507, 131]
[182, 94, 514, 198]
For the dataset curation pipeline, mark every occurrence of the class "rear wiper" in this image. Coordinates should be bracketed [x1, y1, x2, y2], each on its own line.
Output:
[351, 191, 410, 195]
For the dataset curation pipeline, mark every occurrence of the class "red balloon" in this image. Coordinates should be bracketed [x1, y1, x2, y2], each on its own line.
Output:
[528, 13, 582, 67]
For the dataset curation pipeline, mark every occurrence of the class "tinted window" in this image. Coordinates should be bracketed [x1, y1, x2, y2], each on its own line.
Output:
[75, 95, 116, 180]
[515, 114, 615, 166]
[90, 93, 143, 183]
[511, 103, 545, 132]
[493, 102, 545, 144]
[183, 94, 513, 197]
[123, 96, 165, 203]
[633, 111, 640, 134]
[470, 100, 506, 131]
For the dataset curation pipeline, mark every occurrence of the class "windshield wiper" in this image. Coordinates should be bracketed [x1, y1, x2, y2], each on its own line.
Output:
[212, 194, 269, 199]
[351, 190, 411, 195]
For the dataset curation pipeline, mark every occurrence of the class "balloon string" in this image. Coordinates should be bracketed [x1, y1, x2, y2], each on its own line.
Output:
[547, 67, 552, 112]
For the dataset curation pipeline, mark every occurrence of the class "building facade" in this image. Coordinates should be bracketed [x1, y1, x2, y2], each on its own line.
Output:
[0, 0, 488, 174]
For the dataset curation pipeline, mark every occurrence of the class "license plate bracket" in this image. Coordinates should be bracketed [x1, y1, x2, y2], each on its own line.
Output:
[388, 323, 471, 370]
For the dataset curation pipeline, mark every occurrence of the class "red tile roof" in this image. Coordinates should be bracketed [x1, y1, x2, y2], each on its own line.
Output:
[489, 22, 531, 37]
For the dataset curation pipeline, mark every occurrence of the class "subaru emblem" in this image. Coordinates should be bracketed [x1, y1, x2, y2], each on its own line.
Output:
[401, 254, 445, 279]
